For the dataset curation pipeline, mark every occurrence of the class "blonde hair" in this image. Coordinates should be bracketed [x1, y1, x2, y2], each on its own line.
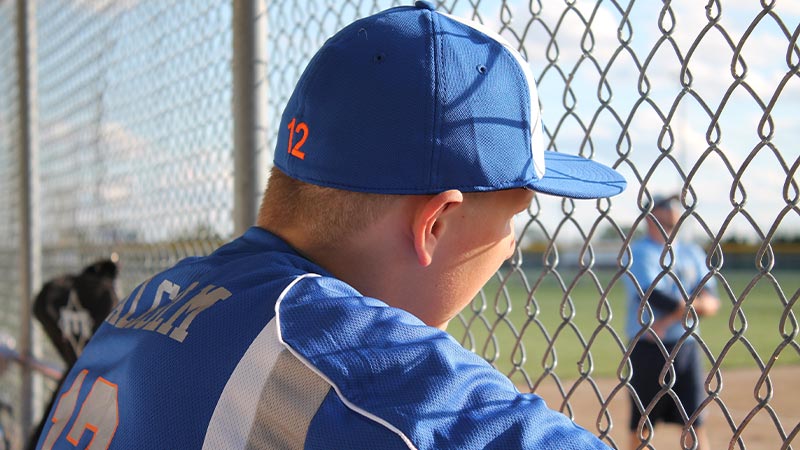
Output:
[258, 167, 398, 248]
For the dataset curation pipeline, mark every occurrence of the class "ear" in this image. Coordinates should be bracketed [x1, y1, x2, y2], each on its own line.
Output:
[412, 190, 463, 267]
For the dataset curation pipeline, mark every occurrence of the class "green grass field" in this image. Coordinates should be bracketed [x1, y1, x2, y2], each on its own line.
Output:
[447, 267, 800, 382]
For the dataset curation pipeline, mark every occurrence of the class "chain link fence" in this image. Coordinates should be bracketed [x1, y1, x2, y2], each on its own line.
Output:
[0, 1, 23, 448]
[0, 1, 798, 449]
[37, 0, 234, 289]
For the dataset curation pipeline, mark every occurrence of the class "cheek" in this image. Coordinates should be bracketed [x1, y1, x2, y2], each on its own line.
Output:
[455, 214, 516, 264]
[482, 219, 517, 264]
[504, 222, 517, 257]
[490, 217, 514, 242]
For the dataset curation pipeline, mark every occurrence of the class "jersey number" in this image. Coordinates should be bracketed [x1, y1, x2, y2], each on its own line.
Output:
[41, 370, 119, 450]
[287, 117, 308, 160]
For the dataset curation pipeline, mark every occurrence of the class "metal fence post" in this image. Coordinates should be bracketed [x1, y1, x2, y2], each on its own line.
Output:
[233, 0, 268, 235]
[16, 0, 40, 437]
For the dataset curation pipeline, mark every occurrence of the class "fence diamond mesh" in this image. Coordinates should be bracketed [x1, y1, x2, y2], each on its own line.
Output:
[0, 1, 23, 448]
[35, 0, 234, 293]
[0, 1, 798, 449]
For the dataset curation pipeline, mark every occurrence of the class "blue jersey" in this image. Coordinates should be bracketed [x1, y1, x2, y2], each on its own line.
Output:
[624, 236, 717, 343]
[38, 227, 608, 449]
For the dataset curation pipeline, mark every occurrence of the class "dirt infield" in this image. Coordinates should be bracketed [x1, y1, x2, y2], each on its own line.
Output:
[532, 365, 800, 449]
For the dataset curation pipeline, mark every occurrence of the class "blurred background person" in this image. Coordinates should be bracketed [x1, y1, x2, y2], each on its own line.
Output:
[624, 194, 721, 450]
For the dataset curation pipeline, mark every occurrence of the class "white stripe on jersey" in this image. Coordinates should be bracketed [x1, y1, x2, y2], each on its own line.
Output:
[275, 275, 419, 450]
[201, 318, 284, 449]
[202, 274, 320, 449]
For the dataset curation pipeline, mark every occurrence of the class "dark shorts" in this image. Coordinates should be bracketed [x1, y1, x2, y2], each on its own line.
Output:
[628, 339, 705, 430]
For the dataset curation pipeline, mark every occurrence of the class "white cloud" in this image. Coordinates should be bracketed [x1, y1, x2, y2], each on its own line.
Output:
[99, 121, 148, 158]
[68, 0, 139, 15]
[482, 0, 799, 241]
[391, 1, 800, 242]
[727, 0, 800, 20]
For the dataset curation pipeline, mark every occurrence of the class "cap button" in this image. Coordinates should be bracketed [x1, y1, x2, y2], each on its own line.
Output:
[414, 1, 435, 11]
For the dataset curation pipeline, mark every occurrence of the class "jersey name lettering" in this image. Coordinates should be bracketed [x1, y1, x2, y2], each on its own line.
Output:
[106, 278, 231, 343]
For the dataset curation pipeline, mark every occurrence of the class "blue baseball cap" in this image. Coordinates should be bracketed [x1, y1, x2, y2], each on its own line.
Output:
[274, 1, 626, 199]
[647, 193, 681, 210]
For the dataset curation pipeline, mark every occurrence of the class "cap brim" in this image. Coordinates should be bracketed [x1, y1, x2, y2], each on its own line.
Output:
[525, 152, 626, 199]
[650, 194, 680, 210]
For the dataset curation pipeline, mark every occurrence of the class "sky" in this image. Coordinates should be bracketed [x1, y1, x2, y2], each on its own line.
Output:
[474, 0, 800, 245]
[4, 0, 797, 246]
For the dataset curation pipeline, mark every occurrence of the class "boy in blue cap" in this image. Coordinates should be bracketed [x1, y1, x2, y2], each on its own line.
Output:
[37, 2, 625, 449]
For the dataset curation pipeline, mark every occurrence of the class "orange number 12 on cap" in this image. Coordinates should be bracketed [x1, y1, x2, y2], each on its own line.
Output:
[287, 118, 308, 160]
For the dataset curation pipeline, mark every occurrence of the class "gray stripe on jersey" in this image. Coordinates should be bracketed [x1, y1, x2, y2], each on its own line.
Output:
[244, 349, 330, 450]
[202, 318, 285, 449]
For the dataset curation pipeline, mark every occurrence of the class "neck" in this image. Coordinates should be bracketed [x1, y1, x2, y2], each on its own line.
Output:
[311, 238, 454, 330]
[648, 231, 666, 244]
[646, 221, 672, 244]
[258, 204, 433, 325]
